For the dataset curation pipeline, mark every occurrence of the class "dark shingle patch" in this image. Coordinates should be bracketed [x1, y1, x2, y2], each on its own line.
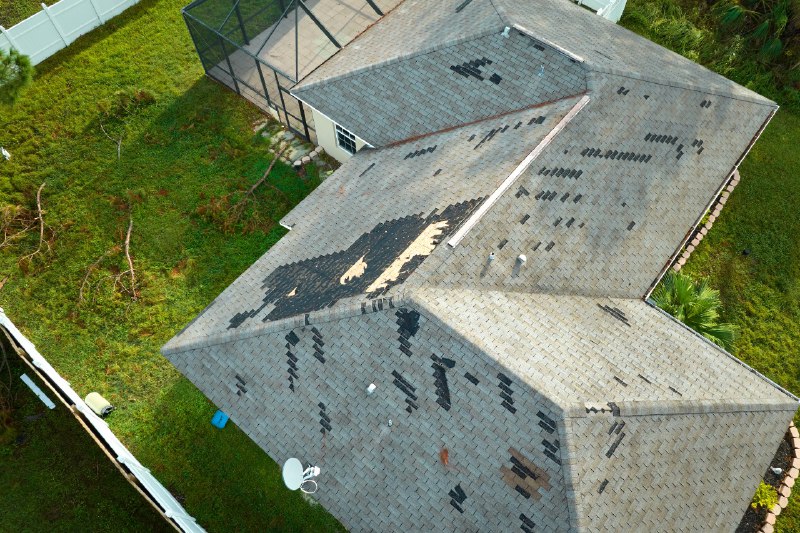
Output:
[489, 73, 502, 84]
[606, 432, 625, 457]
[520, 214, 530, 224]
[638, 374, 652, 384]
[537, 411, 556, 434]
[515, 186, 530, 198]
[627, 221, 636, 231]
[454, 0, 474, 12]
[669, 386, 683, 396]
[392, 370, 418, 413]
[598, 479, 609, 494]
[450, 57, 492, 81]
[613, 376, 628, 386]
[545, 242, 555, 251]
[498, 373, 516, 414]
[543, 439, 561, 465]
[405, 145, 437, 159]
[520, 514, 536, 533]
[358, 162, 375, 177]
[464, 372, 480, 385]
[449, 483, 467, 513]
[431, 354, 456, 411]
[573, 194, 582, 203]
[566, 217, 575, 227]
[396, 308, 420, 357]
[597, 304, 631, 326]
[319, 403, 332, 435]
[498, 239, 508, 249]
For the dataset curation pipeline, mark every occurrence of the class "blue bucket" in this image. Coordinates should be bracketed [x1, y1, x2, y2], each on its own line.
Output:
[211, 410, 229, 429]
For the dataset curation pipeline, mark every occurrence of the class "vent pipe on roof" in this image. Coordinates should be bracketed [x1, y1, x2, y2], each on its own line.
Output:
[488, 252, 496, 262]
[367, 383, 377, 395]
[517, 254, 527, 264]
[501, 26, 510, 38]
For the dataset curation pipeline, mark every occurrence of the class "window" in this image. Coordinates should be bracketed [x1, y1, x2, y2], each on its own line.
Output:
[335, 124, 357, 155]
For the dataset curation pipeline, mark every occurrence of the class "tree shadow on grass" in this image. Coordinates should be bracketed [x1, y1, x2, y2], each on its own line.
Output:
[34, 0, 163, 78]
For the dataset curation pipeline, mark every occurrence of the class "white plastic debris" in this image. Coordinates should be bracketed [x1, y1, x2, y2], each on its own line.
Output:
[1, 147, 10, 160]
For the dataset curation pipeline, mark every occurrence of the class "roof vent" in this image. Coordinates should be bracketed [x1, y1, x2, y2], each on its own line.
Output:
[501, 26, 510, 38]
[517, 254, 527, 263]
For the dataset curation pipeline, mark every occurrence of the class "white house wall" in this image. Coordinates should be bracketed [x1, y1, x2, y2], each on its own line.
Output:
[310, 107, 367, 164]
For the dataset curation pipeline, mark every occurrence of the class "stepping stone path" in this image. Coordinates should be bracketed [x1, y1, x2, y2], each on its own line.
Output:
[253, 119, 336, 177]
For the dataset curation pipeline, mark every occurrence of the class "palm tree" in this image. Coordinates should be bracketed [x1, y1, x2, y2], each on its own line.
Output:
[652, 271, 737, 350]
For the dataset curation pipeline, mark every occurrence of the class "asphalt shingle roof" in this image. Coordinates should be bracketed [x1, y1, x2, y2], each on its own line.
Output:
[163, 1, 796, 531]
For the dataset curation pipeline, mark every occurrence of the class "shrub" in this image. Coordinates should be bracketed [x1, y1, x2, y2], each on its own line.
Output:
[752, 481, 779, 510]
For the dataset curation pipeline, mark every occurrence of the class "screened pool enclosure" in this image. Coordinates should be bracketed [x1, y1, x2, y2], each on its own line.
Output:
[182, 0, 389, 141]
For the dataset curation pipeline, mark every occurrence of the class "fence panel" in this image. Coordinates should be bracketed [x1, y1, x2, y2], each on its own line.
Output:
[0, 0, 140, 65]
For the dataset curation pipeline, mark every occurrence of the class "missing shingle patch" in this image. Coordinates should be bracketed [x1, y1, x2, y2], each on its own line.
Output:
[319, 403, 332, 435]
[520, 214, 530, 224]
[498, 239, 508, 249]
[606, 432, 625, 457]
[542, 438, 561, 465]
[454, 0, 474, 12]
[515, 186, 530, 198]
[450, 57, 496, 83]
[627, 221, 636, 231]
[502, 448, 552, 503]
[613, 376, 628, 387]
[464, 372, 480, 385]
[489, 73, 502, 84]
[498, 372, 516, 414]
[597, 304, 631, 326]
[358, 162, 375, 177]
[537, 411, 556, 434]
[449, 483, 467, 513]
[598, 479, 609, 494]
[431, 354, 456, 411]
[392, 370, 418, 413]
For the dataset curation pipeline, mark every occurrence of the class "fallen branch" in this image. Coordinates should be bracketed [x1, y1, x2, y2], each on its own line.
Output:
[100, 123, 122, 160]
[19, 182, 49, 264]
[123, 213, 137, 300]
[79, 247, 118, 303]
[232, 147, 289, 211]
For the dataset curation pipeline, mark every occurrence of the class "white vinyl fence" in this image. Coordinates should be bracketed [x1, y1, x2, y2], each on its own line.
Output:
[0, 308, 206, 533]
[0, 0, 140, 65]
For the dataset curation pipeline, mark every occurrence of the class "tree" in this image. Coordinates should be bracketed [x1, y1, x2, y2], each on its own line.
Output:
[652, 271, 737, 350]
[716, 0, 800, 62]
[0, 48, 34, 106]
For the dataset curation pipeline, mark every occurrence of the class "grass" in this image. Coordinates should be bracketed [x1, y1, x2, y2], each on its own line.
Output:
[0, 0, 797, 530]
[0, 0, 57, 28]
[0, 0, 342, 531]
[0, 349, 170, 533]
[621, 0, 800, 530]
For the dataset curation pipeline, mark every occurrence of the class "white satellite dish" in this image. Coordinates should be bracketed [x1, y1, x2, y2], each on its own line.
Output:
[282, 458, 320, 494]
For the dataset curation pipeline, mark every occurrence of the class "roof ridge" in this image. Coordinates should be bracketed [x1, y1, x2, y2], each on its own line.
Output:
[293, 24, 504, 94]
[562, 397, 798, 419]
[589, 67, 777, 107]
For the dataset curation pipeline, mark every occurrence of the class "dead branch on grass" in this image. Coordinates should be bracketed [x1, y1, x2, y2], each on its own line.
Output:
[79, 246, 119, 303]
[0, 205, 35, 250]
[122, 214, 137, 300]
[19, 182, 50, 265]
[100, 123, 122, 160]
[230, 147, 289, 216]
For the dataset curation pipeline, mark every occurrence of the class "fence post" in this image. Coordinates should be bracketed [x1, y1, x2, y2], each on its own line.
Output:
[0, 25, 20, 52]
[87, 0, 106, 24]
[41, 3, 69, 46]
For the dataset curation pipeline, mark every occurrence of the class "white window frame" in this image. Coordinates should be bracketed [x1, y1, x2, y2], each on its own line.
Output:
[335, 123, 357, 155]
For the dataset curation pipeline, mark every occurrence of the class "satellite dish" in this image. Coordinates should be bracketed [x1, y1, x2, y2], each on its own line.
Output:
[282, 458, 320, 494]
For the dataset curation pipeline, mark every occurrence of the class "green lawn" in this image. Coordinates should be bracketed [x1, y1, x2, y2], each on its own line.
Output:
[0, 0, 57, 27]
[0, 349, 171, 533]
[0, 0, 342, 531]
[620, 0, 800, 530]
[0, 0, 797, 531]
